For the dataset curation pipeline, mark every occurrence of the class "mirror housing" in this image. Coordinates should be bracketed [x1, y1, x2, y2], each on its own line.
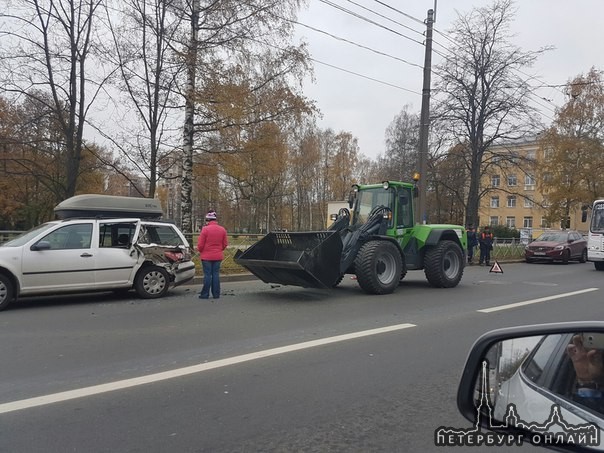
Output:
[30, 241, 51, 251]
[458, 322, 604, 451]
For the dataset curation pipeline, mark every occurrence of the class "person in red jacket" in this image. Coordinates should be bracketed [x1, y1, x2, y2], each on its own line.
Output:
[197, 210, 228, 299]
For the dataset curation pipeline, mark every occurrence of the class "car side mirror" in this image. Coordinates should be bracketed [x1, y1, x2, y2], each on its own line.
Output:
[30, 241, 51, 251]
[457, 322, 604, 450]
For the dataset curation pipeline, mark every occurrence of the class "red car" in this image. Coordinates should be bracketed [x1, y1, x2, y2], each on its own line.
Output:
[525, 230, 588, 264]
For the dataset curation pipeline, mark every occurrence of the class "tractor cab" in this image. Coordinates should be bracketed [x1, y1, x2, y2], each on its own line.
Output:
[349, 182, 415, 231]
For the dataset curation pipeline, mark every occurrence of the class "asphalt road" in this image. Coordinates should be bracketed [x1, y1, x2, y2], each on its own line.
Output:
[1, 261, 603, 452]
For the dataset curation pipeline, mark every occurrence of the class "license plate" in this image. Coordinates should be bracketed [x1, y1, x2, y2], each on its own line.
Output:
[534, 252, 546, 256]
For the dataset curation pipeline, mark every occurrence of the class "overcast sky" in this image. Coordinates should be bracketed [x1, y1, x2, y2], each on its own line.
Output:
[293, 0, 603, 160]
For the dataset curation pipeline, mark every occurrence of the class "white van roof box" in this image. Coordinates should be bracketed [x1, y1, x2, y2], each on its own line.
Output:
[54, 194, 163, 219]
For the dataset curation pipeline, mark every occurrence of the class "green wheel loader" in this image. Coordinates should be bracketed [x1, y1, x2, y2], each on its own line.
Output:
[234, 180, 467, 295]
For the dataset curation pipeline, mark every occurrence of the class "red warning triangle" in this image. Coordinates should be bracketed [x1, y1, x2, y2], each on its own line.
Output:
[489, 261, 503, 274]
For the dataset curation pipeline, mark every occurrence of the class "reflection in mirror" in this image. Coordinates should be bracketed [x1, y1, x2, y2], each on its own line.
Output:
[474, 332, 604, 449]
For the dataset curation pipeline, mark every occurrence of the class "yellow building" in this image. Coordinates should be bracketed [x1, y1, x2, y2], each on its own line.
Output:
[477, 137, 584, 237]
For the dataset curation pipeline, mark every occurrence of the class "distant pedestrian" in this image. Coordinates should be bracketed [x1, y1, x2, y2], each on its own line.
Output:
[467, 225, 478, 265]
[197, 210, 228, 299]
[478, 225, 494, 266]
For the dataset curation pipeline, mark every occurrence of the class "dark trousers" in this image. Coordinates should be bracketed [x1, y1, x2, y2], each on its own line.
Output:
[467, 246, 475, 263]
[200, 260, 221, 299]
[479, 244, 491, 265]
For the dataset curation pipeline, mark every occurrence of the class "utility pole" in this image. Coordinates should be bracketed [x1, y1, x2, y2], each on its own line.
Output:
[417, 9, 434, 224]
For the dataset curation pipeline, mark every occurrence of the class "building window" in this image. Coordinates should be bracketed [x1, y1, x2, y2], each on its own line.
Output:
[526, 150, 536, 160]
[490, 216, 499, 226]
[491, 175, 500, 187]
[507, 196, 516, 208]
[491, 196, 500, 208]
[523, 216, 533, 228]
[542, 197, 550, 208]
[543, 172, 552, 183]
[506, 216, 516, 228]
[541, 217, 551, 228]
[524, 197, 534, 208]
[507, 174, 517, 186]
[524, 174, 535, 190]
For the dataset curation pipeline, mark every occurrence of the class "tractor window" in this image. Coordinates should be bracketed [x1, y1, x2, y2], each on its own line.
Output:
[355, 188, 393, 224]
[396, 188, 413, 228]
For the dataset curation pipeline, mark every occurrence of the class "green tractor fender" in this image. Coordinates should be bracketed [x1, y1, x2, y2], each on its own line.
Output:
[342, 234, 405, 275]
[402, 225, 467, 270]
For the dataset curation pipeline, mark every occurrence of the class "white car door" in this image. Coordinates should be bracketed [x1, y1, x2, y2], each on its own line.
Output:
[21, 222, 96, 294]
[93, 220, 142, 288]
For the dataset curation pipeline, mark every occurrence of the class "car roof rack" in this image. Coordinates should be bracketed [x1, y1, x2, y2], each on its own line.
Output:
[54, 194, 163, 220]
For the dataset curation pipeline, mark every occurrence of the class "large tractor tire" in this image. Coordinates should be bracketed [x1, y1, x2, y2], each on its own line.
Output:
[354, 241, 402, 295]
[424, 240, 464, 288]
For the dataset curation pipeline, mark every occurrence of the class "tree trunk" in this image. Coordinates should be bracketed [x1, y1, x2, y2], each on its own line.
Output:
[180, 0, 198, 233]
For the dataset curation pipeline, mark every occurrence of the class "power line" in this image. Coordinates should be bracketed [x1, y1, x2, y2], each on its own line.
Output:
[318, 0, 424, 46]
[311, 58, 421, 94]
[250, 37, 421, 95]
[371, 0, 425, 25]
[293, 19, 423, 69]
[342, 0, 424, 37]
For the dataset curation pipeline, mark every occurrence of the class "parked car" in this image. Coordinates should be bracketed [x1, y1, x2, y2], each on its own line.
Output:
[525, 230, 588, 264]
[0, 195, 196, 311]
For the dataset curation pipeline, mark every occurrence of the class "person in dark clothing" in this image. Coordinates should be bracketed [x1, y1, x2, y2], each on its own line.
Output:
[478, 225, 494, 266]
[467, 225, 479, 265]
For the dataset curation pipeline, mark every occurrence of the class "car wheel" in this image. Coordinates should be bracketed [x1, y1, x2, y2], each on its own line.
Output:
[579, 249, 588, 263]
[0, 274, 14, 311]
[562, 249, 570, 265]
[134, 265, 170, 299]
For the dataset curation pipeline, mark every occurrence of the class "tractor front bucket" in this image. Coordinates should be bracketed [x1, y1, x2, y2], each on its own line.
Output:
[234, 231, 343, 288]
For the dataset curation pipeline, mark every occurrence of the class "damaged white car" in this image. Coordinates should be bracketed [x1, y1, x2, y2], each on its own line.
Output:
[0, 195, 195, 310]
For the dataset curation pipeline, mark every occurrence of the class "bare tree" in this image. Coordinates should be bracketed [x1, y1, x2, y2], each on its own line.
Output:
[432, 0, 549, 227]
[101, 0, 185, 198]
[382, 105, 420, 181]
[0, 0, 107, 200]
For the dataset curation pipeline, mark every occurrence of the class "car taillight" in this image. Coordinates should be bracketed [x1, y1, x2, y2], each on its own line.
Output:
[164, 251, 184, 262]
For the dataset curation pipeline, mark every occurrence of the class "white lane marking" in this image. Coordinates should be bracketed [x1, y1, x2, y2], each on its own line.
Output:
[0, 323, 416, 415]
[477, 288, 599, 313]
